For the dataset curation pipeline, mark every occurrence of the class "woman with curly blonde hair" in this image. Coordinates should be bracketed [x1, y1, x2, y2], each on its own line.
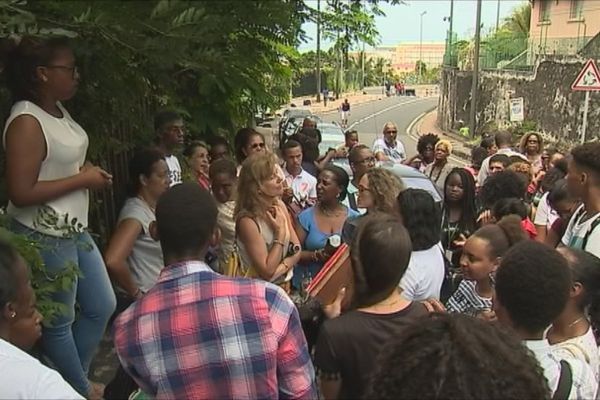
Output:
[519, 132, 544, 174]
[235, 153, 301, 286]
[424, 139, 455, 195]
[342, 167, 404, 243]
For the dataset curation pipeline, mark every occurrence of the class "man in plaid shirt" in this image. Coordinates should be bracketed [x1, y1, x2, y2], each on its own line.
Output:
[113, 183, 317, 399]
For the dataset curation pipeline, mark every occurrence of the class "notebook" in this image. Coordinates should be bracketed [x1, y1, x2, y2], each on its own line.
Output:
[306, 243, 354, 307]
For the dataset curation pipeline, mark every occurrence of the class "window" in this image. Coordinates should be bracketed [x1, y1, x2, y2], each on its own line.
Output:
[570, 0, 583, 19]
[538, 0, 551, 22]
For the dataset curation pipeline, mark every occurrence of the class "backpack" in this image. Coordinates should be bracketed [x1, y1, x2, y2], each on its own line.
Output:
[570, 207, 600, 250]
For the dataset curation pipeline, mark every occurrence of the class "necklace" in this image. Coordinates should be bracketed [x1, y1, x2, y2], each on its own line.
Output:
[568, 316, 586, 328]
[319, 203, 343, 217]
[137, 195, 156, 213]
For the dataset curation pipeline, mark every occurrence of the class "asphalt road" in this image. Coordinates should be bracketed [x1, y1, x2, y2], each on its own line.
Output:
[315, 94, 439, 158]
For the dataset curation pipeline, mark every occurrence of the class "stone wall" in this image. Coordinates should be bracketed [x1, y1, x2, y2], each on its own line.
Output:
[438, 57, 600, 144]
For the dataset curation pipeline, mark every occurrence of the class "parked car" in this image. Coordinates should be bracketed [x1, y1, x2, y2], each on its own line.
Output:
[278, 107, 313, 139]
[328, 157, 442, 204]
[280, 115, 323, 144]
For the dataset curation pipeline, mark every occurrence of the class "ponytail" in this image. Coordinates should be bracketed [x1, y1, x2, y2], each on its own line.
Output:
[496, 215, 528, 247]
[472, 215, 527, 259]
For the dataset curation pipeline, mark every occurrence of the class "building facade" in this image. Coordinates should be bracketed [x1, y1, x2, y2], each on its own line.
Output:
[350, 42, 445, 74]
[529, 0, 600, 59]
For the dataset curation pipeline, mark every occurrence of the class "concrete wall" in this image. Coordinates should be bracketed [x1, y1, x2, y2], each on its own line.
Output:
[437, 57, 600, 144]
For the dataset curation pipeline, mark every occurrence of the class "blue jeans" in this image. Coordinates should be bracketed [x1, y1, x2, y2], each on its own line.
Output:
[14, 222, 116, 395]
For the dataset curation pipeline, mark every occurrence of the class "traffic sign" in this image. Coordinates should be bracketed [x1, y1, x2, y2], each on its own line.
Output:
[572, 59, 600, 91]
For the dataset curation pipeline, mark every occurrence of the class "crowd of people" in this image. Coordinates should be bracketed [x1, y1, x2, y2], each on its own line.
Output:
[2, 36, 600, 400]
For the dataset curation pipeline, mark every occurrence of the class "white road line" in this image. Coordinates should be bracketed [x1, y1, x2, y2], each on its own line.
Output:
[347, 97, 433, 131]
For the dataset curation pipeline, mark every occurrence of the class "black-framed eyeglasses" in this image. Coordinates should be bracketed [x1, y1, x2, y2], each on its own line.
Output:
[354, 156, 376, 165]
[45, 65, 79, 78]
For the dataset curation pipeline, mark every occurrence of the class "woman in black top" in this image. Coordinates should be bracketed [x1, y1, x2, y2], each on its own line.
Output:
[314, 214, 429, 400]
[441, 168, 477, 266]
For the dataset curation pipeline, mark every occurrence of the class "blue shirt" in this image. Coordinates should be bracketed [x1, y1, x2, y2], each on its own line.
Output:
[293, 206, 359, 288]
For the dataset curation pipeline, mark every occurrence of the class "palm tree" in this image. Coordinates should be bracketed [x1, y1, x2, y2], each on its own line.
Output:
[504, 3, 531, 38]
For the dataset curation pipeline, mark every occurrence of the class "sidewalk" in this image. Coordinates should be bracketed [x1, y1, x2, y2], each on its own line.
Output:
[287, 90, 381, 115]
[416, 109, 475, 162]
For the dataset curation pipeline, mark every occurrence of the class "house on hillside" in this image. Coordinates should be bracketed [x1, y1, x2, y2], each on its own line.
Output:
[529, 0, 600, 61]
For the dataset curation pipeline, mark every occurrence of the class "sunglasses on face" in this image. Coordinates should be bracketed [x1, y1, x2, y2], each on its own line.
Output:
[385, 130, 397, 134]
[251, 142, 266, 149]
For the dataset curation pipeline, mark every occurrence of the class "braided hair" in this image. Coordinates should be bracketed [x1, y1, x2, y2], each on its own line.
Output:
[367, 313, 550, 399]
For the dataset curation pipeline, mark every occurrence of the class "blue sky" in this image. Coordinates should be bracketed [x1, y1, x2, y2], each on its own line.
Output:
[299, 0, 527, 51]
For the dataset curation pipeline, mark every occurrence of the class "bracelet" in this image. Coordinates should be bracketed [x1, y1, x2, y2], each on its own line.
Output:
[312, 250, 319, 263]
[282, 260, 291, 270]
[273, 239, 285, 248]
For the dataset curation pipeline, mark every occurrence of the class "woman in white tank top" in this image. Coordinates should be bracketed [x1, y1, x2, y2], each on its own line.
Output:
[2, 36, 116, 398]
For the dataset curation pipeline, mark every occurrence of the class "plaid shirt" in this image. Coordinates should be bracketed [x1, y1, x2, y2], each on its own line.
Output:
[114, 261, 317, 400]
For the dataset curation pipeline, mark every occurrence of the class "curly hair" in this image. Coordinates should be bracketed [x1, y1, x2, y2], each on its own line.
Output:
[479, 170, 527, 209]
[364, 168, 404, 214]
[396, 189, 441, 251]
[234, 152, 279, 218]
[350, 214, 412, 308]
[519, 132, 543, 155]
[417, 133, 439, 155]
[366, 313, 551, 400]
[572, 142, 600, 179]
[496, 241, 571, 334]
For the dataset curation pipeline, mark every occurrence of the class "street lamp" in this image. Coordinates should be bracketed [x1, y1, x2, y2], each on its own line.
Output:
[419, 11, 427, 84]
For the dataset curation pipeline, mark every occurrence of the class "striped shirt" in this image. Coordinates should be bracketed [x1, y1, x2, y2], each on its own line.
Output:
[445, 280, 492, 316]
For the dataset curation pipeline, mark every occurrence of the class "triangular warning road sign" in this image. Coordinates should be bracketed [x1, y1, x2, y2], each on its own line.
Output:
[572, 59, 600, 91]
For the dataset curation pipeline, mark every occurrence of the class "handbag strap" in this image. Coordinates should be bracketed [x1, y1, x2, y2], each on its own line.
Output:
[552, 360, 573, 400]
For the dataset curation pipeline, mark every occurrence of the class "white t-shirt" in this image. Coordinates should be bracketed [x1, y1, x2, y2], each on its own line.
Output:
[525, 339, 598, 400]
[551, 326, 600, 383]
[284, 168, 317, 203]
[117, 197, 164, 293]
[534, 192, 559, 229]
[0, 338, 83, 399]
[399, 243, 445, 301]
[372, 138, 406, 163]
[165, 154, 182, 186]
[3, 101, 89, 236]
[477, 148, 527, 187]
[561, 205, 600, 258]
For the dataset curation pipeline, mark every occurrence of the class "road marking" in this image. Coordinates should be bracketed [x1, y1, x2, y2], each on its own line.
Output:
[347, 98, 432, 131]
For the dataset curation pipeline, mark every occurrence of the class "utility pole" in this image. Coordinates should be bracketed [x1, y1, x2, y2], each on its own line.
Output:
[449, 0, 454, 65]
[316, 0, 321, 102]
[419, 11, 426, 84]
[361, 41, 365, 90]
[469, 0, 483, 138]
[495, 0, 501, 32]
